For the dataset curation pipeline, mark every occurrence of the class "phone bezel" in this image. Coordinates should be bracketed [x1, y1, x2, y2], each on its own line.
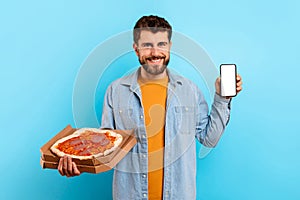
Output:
[220, 64, 237, 97]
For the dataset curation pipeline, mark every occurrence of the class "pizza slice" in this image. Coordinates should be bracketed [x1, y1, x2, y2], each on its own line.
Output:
[50, 128, 123, 160]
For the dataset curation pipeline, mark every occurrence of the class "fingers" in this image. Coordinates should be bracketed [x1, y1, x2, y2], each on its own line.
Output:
[215, 77, 221, 96]
[58, 157, 64, 176]
[67, 156, 73, 177]
[216, 74, 243, 97]
[73, 162, 81, 175]
[236, 74, 243, 84]
[236, 74, 243, 93]
[63, 156, 70, 177]
[57, 156, 80, 177]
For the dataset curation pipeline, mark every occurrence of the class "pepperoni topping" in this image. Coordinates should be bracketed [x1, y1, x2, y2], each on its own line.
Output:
[78, 149, 92, 156]
[69, 138, 83, 146]
[91, 134, 105, 143]
[73, 144, 87, 151]
[99, 138, 110, 146]
[56, 131, 117, 156]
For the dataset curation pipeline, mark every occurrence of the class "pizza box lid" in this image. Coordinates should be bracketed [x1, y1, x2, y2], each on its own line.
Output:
[40, 125, 137, 170]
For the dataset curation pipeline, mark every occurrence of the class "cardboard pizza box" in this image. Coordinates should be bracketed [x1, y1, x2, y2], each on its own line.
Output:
[40, 125, 137, 174]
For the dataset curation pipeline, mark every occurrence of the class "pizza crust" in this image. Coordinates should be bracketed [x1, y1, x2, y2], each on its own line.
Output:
[50, 128, 123, 160]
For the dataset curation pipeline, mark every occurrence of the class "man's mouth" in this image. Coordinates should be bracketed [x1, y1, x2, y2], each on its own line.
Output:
[146, 56, 165, 63]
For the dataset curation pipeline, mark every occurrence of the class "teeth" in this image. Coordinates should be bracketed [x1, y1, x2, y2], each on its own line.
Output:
[149, 59, 161, 63]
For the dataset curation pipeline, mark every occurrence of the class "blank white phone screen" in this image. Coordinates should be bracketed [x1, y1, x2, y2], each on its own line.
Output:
[220, 64, 236, 97]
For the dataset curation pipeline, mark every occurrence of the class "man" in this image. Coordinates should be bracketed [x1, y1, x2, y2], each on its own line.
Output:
[58, 15, 243, 200]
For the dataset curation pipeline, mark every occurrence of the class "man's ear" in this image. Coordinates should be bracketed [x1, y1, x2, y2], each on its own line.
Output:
[133, 43, 139, 56]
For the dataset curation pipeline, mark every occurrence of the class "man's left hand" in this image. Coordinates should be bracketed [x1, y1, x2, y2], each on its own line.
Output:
[215, 74, 243, 98]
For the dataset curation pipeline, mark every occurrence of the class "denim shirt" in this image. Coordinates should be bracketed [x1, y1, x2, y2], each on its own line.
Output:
[101, 68, 231, 200]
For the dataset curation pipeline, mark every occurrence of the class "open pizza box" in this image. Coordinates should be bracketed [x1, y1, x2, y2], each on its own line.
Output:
[40, 125, 137, 174]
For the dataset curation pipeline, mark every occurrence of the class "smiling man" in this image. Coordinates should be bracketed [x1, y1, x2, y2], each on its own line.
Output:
[58, 15, 243, 200]
[134, 29, 171, 79]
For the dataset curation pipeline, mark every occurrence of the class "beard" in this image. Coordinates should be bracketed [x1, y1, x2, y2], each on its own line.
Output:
[138, 55, 170, 76]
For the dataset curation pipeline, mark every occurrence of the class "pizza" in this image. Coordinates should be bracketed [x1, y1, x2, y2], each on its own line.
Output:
[50, 128, 123, 160]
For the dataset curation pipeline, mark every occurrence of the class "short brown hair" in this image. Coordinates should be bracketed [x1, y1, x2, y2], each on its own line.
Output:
[133, 15, 172, 44]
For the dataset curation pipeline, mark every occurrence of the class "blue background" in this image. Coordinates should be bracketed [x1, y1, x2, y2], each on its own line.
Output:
[1, 0, 300, 199]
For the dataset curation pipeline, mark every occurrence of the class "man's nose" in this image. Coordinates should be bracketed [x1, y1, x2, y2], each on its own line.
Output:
[150, 46, 160, 56]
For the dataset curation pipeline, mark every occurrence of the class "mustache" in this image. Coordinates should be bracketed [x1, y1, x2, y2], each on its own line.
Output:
[146, 56, 166, 60]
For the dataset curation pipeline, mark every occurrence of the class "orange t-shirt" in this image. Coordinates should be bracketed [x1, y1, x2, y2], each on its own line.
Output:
[138, 75, 168, 200]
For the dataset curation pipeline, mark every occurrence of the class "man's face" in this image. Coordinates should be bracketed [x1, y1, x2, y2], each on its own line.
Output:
[134, 30, 171, 76]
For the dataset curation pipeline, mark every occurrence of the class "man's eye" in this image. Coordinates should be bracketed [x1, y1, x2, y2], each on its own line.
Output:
[142, 43, 152, 47]
[158, 42, 167, 47]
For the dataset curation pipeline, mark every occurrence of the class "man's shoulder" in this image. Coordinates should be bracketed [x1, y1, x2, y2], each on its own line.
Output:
[168, 70, 199, 89]
[107, 70, 137, 88]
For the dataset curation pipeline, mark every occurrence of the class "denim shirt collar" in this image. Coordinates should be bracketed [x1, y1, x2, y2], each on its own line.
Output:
[119, 67, 184, 93]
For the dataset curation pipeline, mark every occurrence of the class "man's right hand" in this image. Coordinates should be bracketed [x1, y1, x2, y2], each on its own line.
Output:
[58, 156, 81, 177]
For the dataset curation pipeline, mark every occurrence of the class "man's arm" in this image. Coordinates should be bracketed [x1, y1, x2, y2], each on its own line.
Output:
[195, 75, 242, 147]
[101, 84, 116, 129]
[57, 84, 117, 177]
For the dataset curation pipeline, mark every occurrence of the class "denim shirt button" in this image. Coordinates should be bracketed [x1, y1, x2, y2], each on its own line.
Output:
[119, 110, 122, 113]
[142, 174, 146, 178]
[142, 154, 146, 158]
[165, 191, 169, 197]
[143, 193, 147, 198]
[142, 134, 146, 138]
[140, 115, 143, 119]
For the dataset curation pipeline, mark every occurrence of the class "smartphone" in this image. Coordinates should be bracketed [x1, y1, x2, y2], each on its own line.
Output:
[220, 64, 237, 97]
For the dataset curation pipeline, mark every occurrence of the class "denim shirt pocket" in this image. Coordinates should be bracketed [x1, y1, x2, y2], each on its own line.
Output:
[175, 106, 196, 134]
[114, 108, 135, 130]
